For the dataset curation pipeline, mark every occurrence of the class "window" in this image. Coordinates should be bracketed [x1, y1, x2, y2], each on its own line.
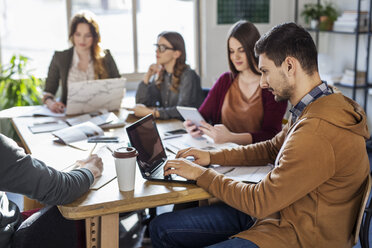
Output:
[0, 0, 198, 80]
[0, 0, 68, 77]
[136, 0, 195, 72]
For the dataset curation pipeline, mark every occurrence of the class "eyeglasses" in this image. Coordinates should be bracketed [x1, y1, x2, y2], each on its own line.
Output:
[154, 44, 175, 53]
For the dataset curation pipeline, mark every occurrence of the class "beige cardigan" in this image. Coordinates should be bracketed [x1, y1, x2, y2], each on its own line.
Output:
[197, 93, 370, 248]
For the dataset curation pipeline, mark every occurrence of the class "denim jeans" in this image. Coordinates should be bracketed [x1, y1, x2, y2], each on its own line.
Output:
[149, 203, 258, 248]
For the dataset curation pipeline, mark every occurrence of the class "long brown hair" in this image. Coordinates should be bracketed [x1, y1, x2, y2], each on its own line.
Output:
[227, 20, 261, 79]
[69, 11, 108, 79]
[156, 31, 187, 93]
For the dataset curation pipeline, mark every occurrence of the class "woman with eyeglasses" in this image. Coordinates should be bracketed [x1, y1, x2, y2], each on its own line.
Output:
[184, 20, 287, 145]
[43, 10, 120, 113]
[134, 31, 204, 119]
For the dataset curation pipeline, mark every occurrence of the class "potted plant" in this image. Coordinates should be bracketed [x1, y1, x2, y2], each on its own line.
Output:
[0, 55, 44, 110]
[301, 3, 323, 29]
[318, 2, 339, 31]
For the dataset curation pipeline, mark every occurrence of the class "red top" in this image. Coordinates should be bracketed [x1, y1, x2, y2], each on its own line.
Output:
[199, 72, 288, 143]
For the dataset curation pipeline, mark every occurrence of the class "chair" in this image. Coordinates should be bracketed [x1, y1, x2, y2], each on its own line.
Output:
[359, 173, 372, 248]
[353, 174, 372, 247]
[12, 206, 84, 248]
[202, 87, 210, 100]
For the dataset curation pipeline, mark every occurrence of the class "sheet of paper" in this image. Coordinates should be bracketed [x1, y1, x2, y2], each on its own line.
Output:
[89, 145, 117, 189]
[52, 121, 104, 144]
[28, 120, 69, 134]
[11, 105, 66, 117]
[212, 164, 273, 183]
[90, 112, 118, 126]
[62, 145, 118, 190]
[66, 114, 91, 126]
[163, 134, 238, 153]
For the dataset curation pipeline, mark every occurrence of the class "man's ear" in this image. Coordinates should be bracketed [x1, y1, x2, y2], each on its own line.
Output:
[283, 56, 296, 77]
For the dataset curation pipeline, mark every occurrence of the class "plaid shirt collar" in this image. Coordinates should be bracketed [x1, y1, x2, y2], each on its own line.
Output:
[290, 81, 333, 123]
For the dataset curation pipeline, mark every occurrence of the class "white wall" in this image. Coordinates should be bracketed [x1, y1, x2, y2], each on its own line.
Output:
[200, 0, 295, 87]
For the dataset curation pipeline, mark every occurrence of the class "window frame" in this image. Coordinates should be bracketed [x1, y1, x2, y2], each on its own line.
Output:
[66, 0, 201, 81]
[0, 0, 201, 82]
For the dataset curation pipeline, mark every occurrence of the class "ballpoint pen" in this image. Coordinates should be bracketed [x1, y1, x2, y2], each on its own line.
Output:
[222, 167, 235, 175]
[89, 143, 98, 156]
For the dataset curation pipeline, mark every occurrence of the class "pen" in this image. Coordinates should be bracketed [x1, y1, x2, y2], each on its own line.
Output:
[106, 145, 114, 155]
[90, 136, 119, 140]
[89, 143, 98, 156]
[222, 167, 235, 175]
[33, 121, 58, 126]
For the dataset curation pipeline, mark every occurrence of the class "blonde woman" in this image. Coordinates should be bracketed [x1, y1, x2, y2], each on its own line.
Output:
[43, 11, 120, 113]
[134, 31, 204, 120]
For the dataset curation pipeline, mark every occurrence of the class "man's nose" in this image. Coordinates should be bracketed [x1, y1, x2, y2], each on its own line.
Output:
[260, 76, 268, 89]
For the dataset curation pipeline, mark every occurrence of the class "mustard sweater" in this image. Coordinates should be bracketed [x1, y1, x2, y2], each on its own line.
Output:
[197, 93, 370, 248]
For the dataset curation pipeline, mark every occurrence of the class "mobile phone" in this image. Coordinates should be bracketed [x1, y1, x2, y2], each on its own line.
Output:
[164, 128, 187, 136]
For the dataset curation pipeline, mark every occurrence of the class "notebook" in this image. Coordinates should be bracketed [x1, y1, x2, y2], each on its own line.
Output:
[126, 114, 196, 184]
[65, 78, 126, 115]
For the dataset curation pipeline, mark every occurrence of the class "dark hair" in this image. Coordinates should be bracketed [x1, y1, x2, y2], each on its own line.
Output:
[254, 22, 318, 75]
[69, 11, 108, 79]
[227, 20, 261, 77]
[156, 31, 187, 93]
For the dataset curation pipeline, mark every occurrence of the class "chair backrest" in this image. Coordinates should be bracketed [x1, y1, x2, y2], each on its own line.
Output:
[353, 174, 372, 245]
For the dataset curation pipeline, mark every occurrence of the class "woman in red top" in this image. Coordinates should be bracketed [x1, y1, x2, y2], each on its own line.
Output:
[184, 20, 287, 145]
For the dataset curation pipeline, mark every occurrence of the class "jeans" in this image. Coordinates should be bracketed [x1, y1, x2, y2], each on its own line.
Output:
[149, 203, 258, 248]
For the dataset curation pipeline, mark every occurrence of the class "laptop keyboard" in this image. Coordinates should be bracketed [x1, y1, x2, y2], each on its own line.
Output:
[152, 167, 164, 178]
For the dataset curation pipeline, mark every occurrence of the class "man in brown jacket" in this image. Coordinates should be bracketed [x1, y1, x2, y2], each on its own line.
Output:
[149, 23, 370, 248]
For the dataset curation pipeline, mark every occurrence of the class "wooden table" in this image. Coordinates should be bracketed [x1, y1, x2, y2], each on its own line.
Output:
[11, 110, 212, 248]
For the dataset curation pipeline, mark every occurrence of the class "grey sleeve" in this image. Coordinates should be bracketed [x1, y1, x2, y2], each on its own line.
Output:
[158, 70, 202, 119]
[135, 80, 161, 106]
[0, 134, 93, 205]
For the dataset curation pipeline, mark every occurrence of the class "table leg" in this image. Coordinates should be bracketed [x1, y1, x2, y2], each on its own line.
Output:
[85, 214, 119, 248]
[86, 216, 100, 248]
[101, 214, 119, 247]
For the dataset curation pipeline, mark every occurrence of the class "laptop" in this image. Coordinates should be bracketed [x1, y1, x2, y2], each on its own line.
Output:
[126, 114, 196, 184]
[66, 78, 126, 115]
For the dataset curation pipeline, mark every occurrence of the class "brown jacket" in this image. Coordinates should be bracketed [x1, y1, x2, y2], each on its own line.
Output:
[197, 93, 370, 248]
[44, 47, 120, 104]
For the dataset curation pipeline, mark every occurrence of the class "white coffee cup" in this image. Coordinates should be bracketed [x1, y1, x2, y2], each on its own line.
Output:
[113, 147, 138, 191]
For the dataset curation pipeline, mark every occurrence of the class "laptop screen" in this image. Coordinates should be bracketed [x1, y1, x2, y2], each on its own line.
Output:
[126, 114, 167, 174]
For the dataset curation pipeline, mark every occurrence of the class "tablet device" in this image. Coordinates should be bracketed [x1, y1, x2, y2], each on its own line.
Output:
[176, 106, 206, 127]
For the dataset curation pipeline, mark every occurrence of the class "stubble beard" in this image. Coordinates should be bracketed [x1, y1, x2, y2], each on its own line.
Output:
[273, 71, 293, 102]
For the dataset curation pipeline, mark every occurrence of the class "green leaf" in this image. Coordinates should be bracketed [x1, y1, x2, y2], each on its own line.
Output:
[0, 54, 42, 110]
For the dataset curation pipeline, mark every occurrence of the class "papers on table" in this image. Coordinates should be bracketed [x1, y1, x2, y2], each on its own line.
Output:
[62, 144, 119, 190]
[52, 121, 104, 145]
[66, 112, 121, 127]
[27, 112, 124, 134]
[28, 120, 69, 134]
[211, 164, 273, 183]
[8, 105, 66, 118]
[162, 134, 238, 154]
[162, 134, 272, 184]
